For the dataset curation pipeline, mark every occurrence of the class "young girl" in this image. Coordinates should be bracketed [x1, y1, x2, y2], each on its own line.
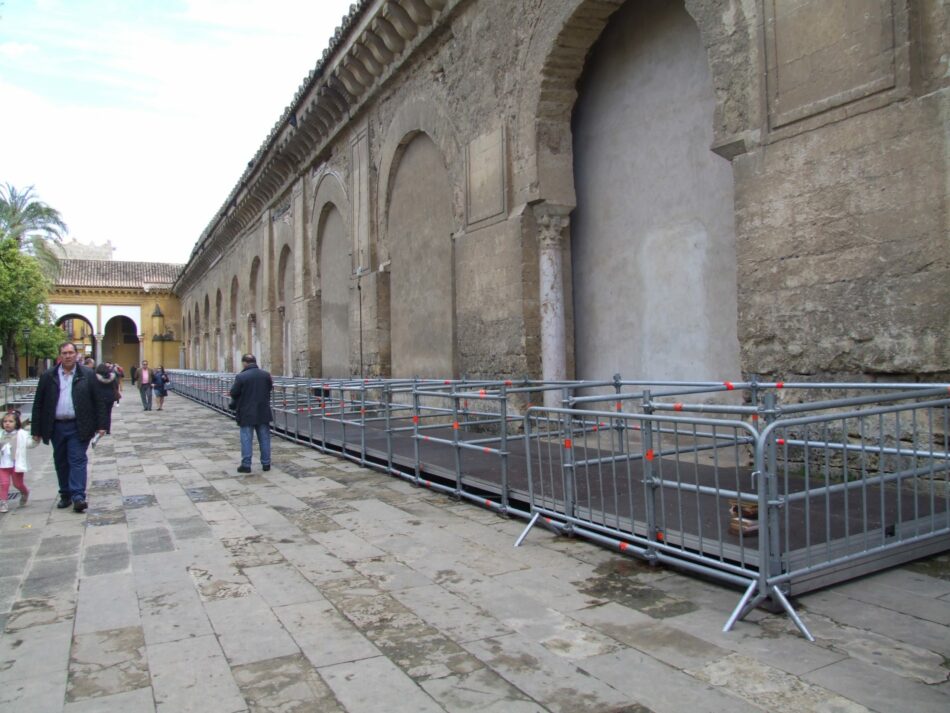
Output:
[0, 411, 34, 513]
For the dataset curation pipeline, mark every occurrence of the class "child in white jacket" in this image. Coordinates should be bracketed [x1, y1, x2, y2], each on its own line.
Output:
[0, 411, 35, 512]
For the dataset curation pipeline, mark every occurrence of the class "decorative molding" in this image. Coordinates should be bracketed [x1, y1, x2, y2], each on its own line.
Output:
[533, 203, 571, 250]
[175, 0, 458, 296]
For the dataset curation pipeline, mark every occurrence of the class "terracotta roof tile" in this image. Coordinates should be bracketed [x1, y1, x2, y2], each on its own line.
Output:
[55, 259, 183, 290]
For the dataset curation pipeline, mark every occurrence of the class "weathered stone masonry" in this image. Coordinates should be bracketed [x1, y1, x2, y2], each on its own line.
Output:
[173, 0, 949, 383]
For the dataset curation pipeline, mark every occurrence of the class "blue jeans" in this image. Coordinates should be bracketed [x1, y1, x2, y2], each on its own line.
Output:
[240, 423, 271, 468]
[51, 420, 90, 502]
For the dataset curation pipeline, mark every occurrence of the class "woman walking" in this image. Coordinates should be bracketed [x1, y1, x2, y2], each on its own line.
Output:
[152, 366, 170, 411]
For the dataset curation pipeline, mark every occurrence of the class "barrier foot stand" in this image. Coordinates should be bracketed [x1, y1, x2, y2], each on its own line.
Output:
[723, 580, 762, 632]
[514, 512, 541, 548]
[770, 585, 815, 642]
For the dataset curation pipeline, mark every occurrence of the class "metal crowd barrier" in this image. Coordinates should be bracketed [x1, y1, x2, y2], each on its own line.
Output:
[168, 370, 949, 639]
[2, 380, 38, 418]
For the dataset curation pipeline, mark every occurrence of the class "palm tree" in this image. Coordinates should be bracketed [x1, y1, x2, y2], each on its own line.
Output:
[0, 183, 67, 278]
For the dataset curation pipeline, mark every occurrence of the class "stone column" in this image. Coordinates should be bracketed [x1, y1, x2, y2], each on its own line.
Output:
[138, 335, 145, 365]
[94, 333, 103, 364]
[534, 204, 571, 407]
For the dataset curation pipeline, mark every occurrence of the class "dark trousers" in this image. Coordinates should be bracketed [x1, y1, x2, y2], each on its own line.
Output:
[51, 420, 90, 502]
[139, 384, 152, 410]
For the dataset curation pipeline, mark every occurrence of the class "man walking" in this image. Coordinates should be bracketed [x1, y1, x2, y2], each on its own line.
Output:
[137, 360, 153, 411]
[31, 341, 107, 512]
[229, 354, 273, 474]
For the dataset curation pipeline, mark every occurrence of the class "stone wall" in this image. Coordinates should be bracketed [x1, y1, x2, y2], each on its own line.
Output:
[174, 0, 949, 383]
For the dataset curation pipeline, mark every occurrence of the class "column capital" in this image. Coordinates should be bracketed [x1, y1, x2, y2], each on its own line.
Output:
[533, 204, 572, 250]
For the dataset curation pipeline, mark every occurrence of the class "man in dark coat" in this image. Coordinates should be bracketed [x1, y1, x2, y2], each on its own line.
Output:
[31, 342, 107, 512]
[228, 354, 273, 474]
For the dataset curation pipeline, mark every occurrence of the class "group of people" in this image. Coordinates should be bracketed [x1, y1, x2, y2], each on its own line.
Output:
[5, 341, 271, 517]
[131, 360, 170, 411]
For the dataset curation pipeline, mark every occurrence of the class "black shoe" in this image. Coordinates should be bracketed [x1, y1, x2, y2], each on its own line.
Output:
[73, 498, 88, 513]
[262, 465, 271, 472]
[237, 465, 251, 474]
[57, 496, 71, 509]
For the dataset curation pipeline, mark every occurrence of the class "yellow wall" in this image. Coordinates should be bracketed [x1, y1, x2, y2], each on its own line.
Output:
[47, 287, 182, 372]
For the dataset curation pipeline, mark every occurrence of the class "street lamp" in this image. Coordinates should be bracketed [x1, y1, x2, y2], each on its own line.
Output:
[23, 328, 30, 379]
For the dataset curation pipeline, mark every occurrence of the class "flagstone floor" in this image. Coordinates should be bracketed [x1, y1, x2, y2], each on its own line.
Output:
[0, 392, 948, 712]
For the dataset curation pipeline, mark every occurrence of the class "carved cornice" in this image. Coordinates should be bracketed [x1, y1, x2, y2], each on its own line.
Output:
[175, 0, 455, 296]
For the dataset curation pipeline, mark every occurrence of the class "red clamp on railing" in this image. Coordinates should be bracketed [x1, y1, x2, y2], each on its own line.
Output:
[452, 421, 459, 430]
[656, 530, 665, 542]
[412, 415, 419, 424]
[776, 382, 785, 389]
[618, 542, 628, 552]
[673, 403, 683, 411]
[504, 380, 513, 386]
[563, 438, 573, 449]
[645, 449, 655, 461]
[479, 389, 486, 398]
[444, 380, 451, 385]
[616, 401, 622, 411]
[777, 438, 786, 445]
[723, 381, 735, 390]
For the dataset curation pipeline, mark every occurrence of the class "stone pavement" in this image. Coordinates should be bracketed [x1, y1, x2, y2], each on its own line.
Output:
[1, 393, 948, 713]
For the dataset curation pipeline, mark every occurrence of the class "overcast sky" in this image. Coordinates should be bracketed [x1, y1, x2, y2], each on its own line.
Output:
[0, 0, 356, 264]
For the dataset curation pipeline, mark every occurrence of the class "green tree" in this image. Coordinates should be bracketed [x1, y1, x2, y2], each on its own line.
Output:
[0, 238, 53, 380]
[0, 184, 66, 280]
[0, 183, 67, 245]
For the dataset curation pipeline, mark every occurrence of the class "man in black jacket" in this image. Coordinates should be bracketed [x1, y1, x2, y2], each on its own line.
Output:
[229, 354, 273, 474]
[31, 342, 107, 512]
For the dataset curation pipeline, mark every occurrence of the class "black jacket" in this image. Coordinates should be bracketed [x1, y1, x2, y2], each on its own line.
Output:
[229, 364, 273, 427]
[31, 364, 107, 443]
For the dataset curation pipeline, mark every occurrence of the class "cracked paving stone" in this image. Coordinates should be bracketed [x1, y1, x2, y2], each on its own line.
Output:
[221, 536, 286, 568]
[67, 627, 149, 702]
[187, 566, 253, 602]
[4, 596, 77, 631]
[232, 653, 345, 713]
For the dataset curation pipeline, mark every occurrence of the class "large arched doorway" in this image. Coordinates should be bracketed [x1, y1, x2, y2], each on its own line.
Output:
[56, 314, 96, 360]
[103, 316, 139, 370]
[571, 0, 740, 381]
[319, 204, 351, 378]
[387, 133, 455, 378]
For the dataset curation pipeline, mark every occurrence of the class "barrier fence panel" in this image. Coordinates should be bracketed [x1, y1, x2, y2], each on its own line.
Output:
[168, 370, 949, 640]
